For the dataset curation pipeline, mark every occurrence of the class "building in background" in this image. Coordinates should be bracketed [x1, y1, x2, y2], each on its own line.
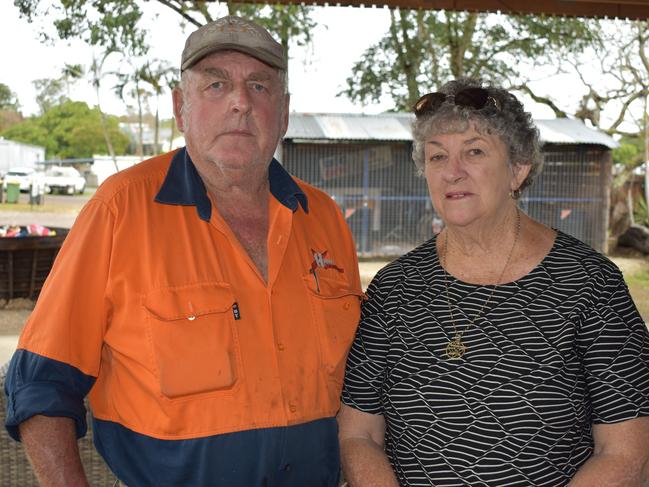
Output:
[0, 138, 45, 175]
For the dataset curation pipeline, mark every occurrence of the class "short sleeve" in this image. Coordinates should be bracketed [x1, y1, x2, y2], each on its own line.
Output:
[341, 273, 393, 414]
[577, 267, 649, 423]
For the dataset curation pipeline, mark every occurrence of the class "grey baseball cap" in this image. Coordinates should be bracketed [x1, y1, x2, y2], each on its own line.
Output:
[181, 16, 287, 72]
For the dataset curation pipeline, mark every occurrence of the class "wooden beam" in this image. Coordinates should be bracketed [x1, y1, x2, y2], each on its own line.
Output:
[230, 0, 649, 20]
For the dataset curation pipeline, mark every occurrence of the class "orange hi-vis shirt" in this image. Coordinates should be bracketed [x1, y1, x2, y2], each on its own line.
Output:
[5, 148, 362, 485]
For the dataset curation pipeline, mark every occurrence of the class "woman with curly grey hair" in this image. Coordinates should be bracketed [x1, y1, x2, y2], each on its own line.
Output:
[338, 79, 649, 486]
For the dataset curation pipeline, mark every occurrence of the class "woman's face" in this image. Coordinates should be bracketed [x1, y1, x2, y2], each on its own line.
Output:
[423, 125, 530, 229]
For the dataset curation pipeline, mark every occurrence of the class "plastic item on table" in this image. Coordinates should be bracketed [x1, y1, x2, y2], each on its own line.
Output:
[5, 226, 26, 237]
[27, 223, 53, 236]
[0, 224, 57, 238]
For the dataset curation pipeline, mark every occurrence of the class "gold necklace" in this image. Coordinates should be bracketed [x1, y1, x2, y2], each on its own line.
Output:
[441, 208, 521, 360]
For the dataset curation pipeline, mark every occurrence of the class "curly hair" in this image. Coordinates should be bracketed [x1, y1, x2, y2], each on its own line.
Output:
[411, 78, 542, 194]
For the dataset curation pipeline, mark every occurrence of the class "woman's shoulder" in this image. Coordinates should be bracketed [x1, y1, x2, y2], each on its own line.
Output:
[369, 236, 439, 293]
[549, 230, 623, 280]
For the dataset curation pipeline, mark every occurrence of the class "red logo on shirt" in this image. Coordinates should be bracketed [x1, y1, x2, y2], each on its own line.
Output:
[310, 249, 344, 273]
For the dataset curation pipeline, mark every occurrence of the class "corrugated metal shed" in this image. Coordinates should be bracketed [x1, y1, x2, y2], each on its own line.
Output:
[285, 113, 618, 149]
[535, 119, 618, 148]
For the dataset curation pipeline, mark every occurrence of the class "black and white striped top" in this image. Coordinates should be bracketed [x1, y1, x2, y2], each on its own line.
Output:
[342, 231, 649, 487]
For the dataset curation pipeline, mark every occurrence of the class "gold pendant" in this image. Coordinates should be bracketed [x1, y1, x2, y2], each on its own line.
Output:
[446, 336, 466, 360]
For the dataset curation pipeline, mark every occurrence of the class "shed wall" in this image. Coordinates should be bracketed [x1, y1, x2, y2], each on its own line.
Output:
[282, 141, 609, 256]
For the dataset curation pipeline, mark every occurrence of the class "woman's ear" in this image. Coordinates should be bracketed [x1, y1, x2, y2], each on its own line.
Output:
[511, 162, 532, 191]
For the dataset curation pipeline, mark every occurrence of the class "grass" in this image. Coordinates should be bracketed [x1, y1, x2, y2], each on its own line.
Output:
[624, 269, 649, 322]
[610, 251, 649, 323]
[0, 190, 92, 214]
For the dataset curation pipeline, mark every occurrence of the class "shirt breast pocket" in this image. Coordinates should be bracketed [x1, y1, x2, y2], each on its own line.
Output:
[303, 273, 363, 382]
[143, 282, 242, 400]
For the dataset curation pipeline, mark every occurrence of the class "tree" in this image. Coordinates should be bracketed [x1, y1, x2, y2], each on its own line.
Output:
[33, 78, 67, 114]
[14, 1, 316, 67]
[0, 83, 22, 132]
[1, 100, 129, 159]
[0, 83, 20, 111]
[0, 111, 24, 133]
[15, 0, 148, 57]
[138, 60, 176, 154]
[227, 4, 317, 63]
[113, 60, 151, 158]
[546, 20, 649, 232]
[342, 10, 598, 111]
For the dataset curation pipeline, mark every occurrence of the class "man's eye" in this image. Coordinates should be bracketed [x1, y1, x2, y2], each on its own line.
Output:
[209, 81, 224, 90]
[251, 83, 266, 92]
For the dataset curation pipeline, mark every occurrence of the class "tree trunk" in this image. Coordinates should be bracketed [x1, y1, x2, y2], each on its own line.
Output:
[93, 67, 119, 173]
[644, 95, 649, 208]
[389, 10, 420, 108]
[154, 93, 160, 155]
[135, 83, 145, 160]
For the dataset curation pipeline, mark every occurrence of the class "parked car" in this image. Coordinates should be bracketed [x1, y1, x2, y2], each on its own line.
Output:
[44, 166, 86, 195]
[4, 167, 37, 192]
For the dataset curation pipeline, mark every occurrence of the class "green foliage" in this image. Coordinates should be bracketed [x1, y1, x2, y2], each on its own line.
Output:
[612, 136, 644, 186]
[342, 10, 600, 110]
[613, 138, 641, 167]
[15, 0, 148, 56]
[1, 100, 129, 159]
[634, 195, 649, 227]
[229, 4, 317, 53]
[0, 83, 20, 110]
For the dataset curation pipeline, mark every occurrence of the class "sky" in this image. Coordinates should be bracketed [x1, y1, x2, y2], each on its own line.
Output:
[0, 2, 398, 119]
[0, 1, 631, 127]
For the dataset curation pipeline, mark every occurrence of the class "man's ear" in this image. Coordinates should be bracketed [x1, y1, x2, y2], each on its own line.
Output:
[172, 86, 185, 133]
[280, 93, 290, 138]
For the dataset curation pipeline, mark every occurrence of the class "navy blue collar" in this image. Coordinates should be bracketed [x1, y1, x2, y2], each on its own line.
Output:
[155, 148, 308, 221]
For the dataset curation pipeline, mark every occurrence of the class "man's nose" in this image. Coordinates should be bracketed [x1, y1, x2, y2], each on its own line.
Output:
[230, 84, 252, 114]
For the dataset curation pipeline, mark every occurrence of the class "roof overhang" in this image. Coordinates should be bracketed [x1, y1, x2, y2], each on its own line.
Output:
[233, 0, 649, 20]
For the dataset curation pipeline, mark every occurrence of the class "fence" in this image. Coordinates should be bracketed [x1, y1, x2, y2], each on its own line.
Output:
[282, 141, 610, 257]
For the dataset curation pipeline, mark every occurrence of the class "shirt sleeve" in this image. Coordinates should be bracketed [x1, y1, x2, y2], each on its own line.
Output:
[341, 269, 394, 414]
[4, 198, 115, 441]
[576, 265, 649, 423]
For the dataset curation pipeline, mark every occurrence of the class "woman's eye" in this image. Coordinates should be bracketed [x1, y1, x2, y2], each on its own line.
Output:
[468, 148, 484, 156]
[428, 154, 446, 163]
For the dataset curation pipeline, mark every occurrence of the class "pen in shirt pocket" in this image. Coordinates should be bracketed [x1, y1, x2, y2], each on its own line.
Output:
[311, 268, 321, 294]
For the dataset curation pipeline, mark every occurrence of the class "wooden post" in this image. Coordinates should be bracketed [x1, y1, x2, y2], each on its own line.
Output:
[600, 149, 613, 254]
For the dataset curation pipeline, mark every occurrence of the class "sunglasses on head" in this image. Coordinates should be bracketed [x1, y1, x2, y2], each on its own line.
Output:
[414, 87, 501, 118]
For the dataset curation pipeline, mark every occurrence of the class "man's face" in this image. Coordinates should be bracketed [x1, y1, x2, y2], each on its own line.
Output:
[173, 50, 289, 176]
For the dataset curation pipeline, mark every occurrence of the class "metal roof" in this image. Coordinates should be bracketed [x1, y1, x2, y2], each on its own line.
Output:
[534, 118, 619, 148]
[285, 112, 619, 148]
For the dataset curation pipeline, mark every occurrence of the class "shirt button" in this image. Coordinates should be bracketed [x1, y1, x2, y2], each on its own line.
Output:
[289, 403, 297, 413]
[343, 302, 351, 310]
[277, 343, 285, 351]
[284, 464, 292, 472]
